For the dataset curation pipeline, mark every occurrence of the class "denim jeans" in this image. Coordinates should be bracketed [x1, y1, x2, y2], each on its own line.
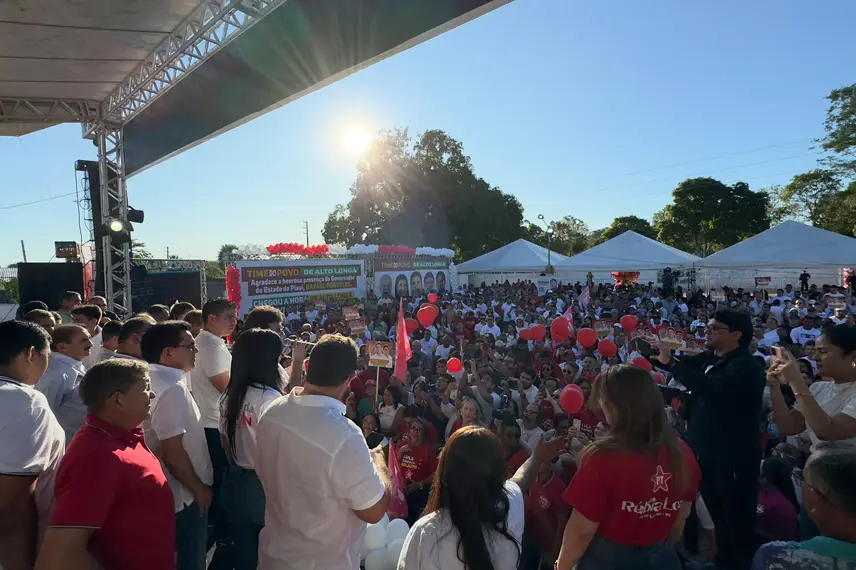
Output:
[577, 535, 682, 570]
[205, 427, 234, 569]
[175, 501, 208, 570]
[222, 465, 266, 570]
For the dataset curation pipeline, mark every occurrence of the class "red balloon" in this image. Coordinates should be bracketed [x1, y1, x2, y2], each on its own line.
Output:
[530, 324, 547, 342]
[550, 317, 571, 342]
[619, 315, 639, 330]
[631, 356, 653, 372]
[417, 304, 439, 327]
[519, 328, 531, 341]
[405, 318, 419, 334]
[447, 357, 463, 373]
[427, 293, 439, 304]
[598, 339, 618, 358]
[559, 384, 585, 415]
[578, 328, 598, 348]
[652, 372, 665, 385]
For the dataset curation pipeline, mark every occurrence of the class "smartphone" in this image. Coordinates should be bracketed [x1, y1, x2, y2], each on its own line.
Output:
[572, 418, 582, 432]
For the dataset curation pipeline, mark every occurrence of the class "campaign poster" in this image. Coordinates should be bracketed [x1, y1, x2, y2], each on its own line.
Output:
[234, 259, 366, 317]
[348, 317, 367, 335]
[366, 341, 394, 368]
[536, 275, 558, 296]
[593, 319, 614, 338]
[374, 259, 450, 297]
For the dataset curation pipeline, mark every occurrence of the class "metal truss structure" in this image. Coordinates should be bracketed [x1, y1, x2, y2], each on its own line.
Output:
[0, 97, 99, 127]
[96, 128, 133, 317]
[82, 0, 287, 138]
[80, 0, 285, 313]
[137, 259, 209, 306]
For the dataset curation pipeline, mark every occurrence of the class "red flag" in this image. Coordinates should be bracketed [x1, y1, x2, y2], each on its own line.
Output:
[394, 299, 411, 380]
[562, 305, 576, 337]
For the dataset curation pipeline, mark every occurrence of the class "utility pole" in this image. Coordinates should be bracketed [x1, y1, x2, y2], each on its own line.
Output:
[303, 221, 309, 246]
[20, 240, 27, 263]
[166, 246, 170, 259]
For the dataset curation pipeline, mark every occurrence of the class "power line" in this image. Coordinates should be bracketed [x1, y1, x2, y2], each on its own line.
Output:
[0, 192, 77, 211]
[601, 137, 815, 180]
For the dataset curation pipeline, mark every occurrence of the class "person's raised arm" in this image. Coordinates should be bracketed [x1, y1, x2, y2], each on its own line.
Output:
[771, 348, 856, 441]
[766, 373, 806, 437]
[510, 435, 566, 492]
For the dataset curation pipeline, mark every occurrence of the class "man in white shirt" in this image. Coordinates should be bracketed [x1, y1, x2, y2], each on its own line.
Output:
[0, 320, 65, 570]
[790, 316, 822, 346]
[255, 334, 390, 570]
[189, 298, 237, 565]
[142, 320, 213, 570]
[71, 305, 103, 369]
[112, 316, 155, 362]
[435, 335, 454, 360]
[36, 324, 91, 443]
[420, 329, 437, 357]
[482, 315, 501, 338]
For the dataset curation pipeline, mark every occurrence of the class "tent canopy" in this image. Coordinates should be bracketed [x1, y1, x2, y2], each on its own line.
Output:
[456, 239, 568, 274]
[556, 231, 700, 271]
[697, 221, 856, 269]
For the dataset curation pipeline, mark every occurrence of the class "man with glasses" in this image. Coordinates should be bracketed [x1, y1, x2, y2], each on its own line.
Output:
[142, 321, 212, 570]
[656, 309, 765, 570]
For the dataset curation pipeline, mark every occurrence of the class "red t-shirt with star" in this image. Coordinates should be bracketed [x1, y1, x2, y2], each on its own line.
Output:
[398, 444, 438, 484]
[526, 474, 569, 552]
[562, 440, 700, 547]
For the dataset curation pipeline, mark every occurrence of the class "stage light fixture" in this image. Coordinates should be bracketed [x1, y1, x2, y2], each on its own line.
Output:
[108, 219, 125, 232]
[128, 207, 145, 224]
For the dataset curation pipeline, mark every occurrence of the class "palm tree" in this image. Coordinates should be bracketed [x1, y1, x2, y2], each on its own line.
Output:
[217, 244, 238, 268]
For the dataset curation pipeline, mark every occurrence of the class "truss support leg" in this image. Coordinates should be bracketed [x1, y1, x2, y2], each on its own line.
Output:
[96, 126, 132, 317]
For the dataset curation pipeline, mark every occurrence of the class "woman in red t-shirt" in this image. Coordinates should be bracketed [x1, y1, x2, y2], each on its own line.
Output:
[500, 420, 530, 477]
[398, 418, 438, 526]
[555, 365, 701, 570]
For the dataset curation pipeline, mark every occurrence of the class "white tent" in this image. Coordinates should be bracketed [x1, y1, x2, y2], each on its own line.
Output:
[456, 239, 569, 274]
[697, 221, 856, 269]
[555, 231, 700, 271]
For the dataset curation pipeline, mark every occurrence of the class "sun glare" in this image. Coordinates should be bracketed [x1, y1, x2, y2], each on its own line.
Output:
[342, 127, 372, 155]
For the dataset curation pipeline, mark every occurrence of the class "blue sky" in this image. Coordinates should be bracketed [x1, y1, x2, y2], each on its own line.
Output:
[2, 0, 855, 265]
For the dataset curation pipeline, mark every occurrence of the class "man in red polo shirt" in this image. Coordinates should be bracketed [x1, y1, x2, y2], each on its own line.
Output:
[35, 359, 175, 570]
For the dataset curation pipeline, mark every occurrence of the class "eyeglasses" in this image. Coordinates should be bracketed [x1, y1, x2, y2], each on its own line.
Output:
[175, 342, 197, 352]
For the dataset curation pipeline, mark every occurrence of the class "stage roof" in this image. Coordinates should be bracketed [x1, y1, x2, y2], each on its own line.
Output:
[1, 0, 512, 174]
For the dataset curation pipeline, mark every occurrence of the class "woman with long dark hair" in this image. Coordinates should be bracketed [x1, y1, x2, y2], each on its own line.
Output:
[397, 426, 565, 570]
[555, 365, 701, 570]
[218, 328, 284, 570]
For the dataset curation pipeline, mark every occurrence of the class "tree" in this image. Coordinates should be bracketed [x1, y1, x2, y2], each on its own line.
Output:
[0, 277, 19, 303]
[131, 240, 152, 259]
[762, 185, 798, 225]
[217, 244, 238, 268]
[781, 169, 842, 226]
[653, 178, 770, 256]
[322, 129, 524, 259]
[820, 83, 856, 174]
[599, 215, 656, 243]
[814, 180, 856, 237]
[204, 261, 225, 279]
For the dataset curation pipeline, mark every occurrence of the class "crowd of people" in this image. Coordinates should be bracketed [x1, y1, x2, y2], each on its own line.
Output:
[0, 275, 855, 570]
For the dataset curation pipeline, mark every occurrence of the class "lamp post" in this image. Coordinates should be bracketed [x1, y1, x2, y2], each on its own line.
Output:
[536, 214, 555, 273]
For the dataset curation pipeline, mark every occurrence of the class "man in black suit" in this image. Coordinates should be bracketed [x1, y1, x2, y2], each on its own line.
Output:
[656, 309, 765, 570]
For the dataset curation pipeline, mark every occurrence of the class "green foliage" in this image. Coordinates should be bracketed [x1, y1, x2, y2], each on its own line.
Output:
[820, 83, 856, 174]
[522, 217, 590, 256]
[0, 277, 19, 303]
[599, 215, 656, 243]
[131, 240, 152, 259]
[217, 244, 239, 268]
[814, 180, 856, 237]
[762, 185, 799, 225]
[653, 178, 770, 256]
[322, 129, 525, 260]
[204, 261, 226, 279]
[781, 169, 842, 226]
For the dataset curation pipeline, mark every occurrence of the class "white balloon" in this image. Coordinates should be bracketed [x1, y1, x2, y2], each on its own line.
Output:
[384, 518, 410, 545]
[364, 547, 388, 570]
[364, 523, 386, 552]
[378, 513, 390, 528]
[386, 538, 405, 568]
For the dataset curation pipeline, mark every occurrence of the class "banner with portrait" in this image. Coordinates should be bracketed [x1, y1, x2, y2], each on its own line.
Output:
[234, 259, 366, 317]
[374, 259, 451, 297]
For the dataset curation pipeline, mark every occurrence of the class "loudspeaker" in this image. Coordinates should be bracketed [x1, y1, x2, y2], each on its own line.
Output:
[17, 262, 84, 310]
